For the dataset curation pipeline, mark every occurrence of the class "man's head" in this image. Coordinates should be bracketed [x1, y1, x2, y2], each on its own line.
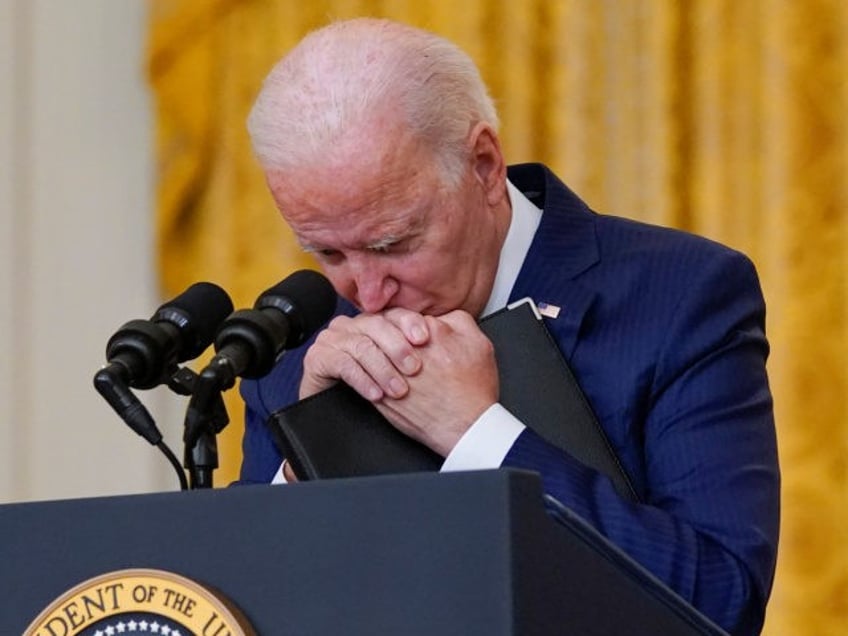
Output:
[248, 18, 511, 317]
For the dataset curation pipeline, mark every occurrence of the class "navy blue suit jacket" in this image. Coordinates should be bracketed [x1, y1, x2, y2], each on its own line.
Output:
[239, 163, 779, 635]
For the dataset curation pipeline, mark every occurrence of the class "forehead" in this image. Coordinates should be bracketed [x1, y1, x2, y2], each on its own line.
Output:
[278, 179, 433, 250]
[266, 128, 445, 247]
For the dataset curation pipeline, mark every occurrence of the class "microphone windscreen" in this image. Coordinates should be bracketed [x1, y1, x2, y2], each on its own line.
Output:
[154, 282, 234, 360]
[255, 270, 337, 348]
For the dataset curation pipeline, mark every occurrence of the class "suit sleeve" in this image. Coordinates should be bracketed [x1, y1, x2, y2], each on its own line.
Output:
[233, 376, 283, 485]
[503, 251, 779, 636]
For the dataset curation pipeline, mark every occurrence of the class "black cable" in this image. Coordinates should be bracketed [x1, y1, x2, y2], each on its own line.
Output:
[157, 440, 189, 491]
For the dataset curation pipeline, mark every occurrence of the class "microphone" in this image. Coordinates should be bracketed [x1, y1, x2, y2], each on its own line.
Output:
[182, 271, 334, 485]
[98, 282, 234, 390]
[94, 282, 233, 447]
[203, 270, 337, 385]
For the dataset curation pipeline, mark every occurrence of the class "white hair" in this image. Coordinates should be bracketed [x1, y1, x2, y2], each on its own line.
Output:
[247, 18, 499, 188]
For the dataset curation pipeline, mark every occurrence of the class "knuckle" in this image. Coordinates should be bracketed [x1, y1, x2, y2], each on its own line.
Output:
[424, 315, 447, 334]
[449, 309, 475, 328]
[383, 307, 412, 322]
[352, 313, 389, 337]
[350, 334, 379, 359]
[337, 355, 363, 380]
[327, 314, 352, 330]
[384, 307, 425, 332]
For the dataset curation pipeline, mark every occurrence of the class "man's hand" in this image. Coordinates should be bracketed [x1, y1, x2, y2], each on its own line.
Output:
[299, 308, 499, 457]
[300, 308, 431, 401]
[375, 310, 499, 457]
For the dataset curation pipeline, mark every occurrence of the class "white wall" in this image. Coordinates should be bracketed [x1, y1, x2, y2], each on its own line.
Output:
[0, 0, 185, 503]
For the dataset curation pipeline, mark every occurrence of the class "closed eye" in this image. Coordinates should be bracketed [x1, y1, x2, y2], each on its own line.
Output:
[300, 244, 343, 262]
[367, 235, 413, 255]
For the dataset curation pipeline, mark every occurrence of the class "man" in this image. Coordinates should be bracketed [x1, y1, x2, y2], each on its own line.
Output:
[239, 18, 779, 635]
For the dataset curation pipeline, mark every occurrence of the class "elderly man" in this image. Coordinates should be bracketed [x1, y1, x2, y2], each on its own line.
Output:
[239, 18, 779, 635]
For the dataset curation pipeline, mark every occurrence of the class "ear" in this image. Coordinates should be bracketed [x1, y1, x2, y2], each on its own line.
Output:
[468, 122, 507, 206]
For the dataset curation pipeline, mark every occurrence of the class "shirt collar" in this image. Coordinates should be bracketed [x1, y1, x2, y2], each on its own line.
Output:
[480, 179, 543, 317]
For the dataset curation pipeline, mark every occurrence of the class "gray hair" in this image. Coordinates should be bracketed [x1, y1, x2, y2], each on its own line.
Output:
[247, 18, 499, 188]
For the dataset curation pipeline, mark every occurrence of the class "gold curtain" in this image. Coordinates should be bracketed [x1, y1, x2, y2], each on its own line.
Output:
[147, 1, 848, 633]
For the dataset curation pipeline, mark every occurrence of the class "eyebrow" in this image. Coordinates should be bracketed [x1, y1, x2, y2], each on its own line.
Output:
[365, 235, 403, 251]
[297, 233, 402, 254]
[296, 239, 323, 254]
[296, 202, 429, 254]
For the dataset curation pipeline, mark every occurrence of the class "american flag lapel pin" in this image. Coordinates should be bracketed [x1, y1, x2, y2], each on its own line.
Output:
[537, 302, 561, 319]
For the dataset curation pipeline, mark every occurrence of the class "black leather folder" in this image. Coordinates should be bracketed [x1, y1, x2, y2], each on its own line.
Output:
[269, 299, 638, 501]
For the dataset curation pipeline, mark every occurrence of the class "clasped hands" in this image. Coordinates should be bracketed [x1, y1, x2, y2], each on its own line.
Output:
[299, 308, 500, 458]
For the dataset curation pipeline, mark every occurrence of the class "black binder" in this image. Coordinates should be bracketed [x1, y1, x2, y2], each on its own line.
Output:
[270, 299, 638, 501]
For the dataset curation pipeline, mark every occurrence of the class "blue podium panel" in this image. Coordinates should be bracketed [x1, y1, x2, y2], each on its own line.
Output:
[0, 470, 724, 635]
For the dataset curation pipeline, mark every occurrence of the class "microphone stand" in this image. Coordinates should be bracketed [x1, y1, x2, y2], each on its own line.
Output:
[172, 367, 230, 490]
[187, 429, 220, 489]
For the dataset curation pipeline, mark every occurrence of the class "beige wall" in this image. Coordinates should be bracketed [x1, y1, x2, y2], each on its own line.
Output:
[0, 0, 184, 503]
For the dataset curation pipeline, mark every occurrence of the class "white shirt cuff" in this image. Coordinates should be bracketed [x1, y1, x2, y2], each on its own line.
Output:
[440, 403, 525, 472]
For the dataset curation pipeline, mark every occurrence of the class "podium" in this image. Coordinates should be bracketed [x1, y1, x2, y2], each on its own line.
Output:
[0, 470, 725, 635]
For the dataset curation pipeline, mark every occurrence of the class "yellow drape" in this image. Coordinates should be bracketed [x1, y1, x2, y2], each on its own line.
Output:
[148, 2, 848, 633]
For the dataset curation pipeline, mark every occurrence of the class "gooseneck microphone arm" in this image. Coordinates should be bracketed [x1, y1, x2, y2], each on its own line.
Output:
[182, 270, 337, 488]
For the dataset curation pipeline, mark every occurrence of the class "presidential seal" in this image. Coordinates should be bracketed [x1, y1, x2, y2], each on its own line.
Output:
[25, 569, 255, 636]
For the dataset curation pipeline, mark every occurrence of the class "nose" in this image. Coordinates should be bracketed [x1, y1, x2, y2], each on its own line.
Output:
[350, 257, 398, 313]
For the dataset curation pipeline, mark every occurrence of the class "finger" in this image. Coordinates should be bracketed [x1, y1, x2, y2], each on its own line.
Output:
[300, 338, 386, 401]
[302, 314, 418, 399]
[433, 309, 478, 333]
[343, 330, 411, 398]
[351, 313, 423, 377]
[422, 313, 496, 368]
[382, 307, 430, 346]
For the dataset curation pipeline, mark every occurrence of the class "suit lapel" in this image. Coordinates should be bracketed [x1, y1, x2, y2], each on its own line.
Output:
[507, 164, 600, 360]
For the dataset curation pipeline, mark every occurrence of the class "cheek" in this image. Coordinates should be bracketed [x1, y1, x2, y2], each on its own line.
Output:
[391, 253, 457, 296]
[320, 265, 356, 299]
